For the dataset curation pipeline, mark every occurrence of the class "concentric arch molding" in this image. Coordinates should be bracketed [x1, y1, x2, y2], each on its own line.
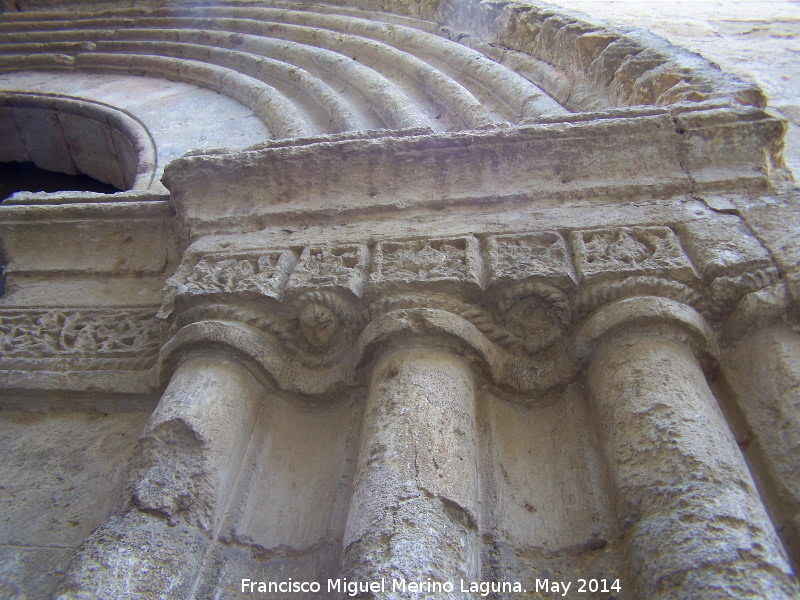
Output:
[0, 0, 768, 140]
[0, 0, 789, 240]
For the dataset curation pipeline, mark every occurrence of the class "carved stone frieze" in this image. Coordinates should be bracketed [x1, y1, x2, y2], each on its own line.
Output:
[570, 226, 698, 283]
[2, 225, 772, 392]
[286, 245, 370, 299]
[151, 220, 783, 380]
[0, 308, 162, 368]
[484, 232, 577, 289]
[369, 236, 484, 294]
[175, 250, 298, 303]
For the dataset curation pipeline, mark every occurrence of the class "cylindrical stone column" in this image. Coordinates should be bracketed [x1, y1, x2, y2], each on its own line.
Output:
[342, 346, 481, 598]
[53, 353, 263, 600]
[724, 324, 800, 570]
[588, 334, 798, 599]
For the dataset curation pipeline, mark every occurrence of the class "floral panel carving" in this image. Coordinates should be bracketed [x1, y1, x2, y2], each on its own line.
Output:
[286, 245, 370, 299]
[570, 226, 698, 283]
[175, 250, 298, 302]
[484, 232, 577, 289]
[0, 309, 162, 360]
[369, 236, 484, 293]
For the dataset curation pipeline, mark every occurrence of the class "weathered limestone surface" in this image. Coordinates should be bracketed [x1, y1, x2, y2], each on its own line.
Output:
[721, 325, 800, 570]
[478, 384, 624, 596]
[0, 395, 154, 600]
[52, 354, 263, 599]
[588, 331, 796, 598]
[196, 392, 362, 599]
[542, 0, 800, 175]
[0, 0, 799, 599]
[342, 347, 480, 597]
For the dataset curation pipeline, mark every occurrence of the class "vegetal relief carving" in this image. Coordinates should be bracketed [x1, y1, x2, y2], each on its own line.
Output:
[286, 244, 370, 299]
[494, 282, 571, 354]
[482, 233, 576, 353]
[570, 226, 698, 283]
[370, 236, 483, 292]
[484, 232, 577, 289]
[177, 250, 298, 300]
[150, 224, 784, 378]
[0, 309, 161, 359]
[585, 229, 652, 265]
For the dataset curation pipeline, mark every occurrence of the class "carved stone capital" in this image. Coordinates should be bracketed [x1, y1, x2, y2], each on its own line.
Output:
[147, 218, 787, 396]
[368, 235, 484, 296]
[570, 296, 719, 368]
[157, 320, 336, 396]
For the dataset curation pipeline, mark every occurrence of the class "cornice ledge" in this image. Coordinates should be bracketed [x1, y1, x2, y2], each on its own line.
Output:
[163, 107, 783, 238]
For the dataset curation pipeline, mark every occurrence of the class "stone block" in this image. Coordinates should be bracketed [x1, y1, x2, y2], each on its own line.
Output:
[110, 127, 138, 189]
[175, 250, 298, 303]
[484, 231, 576, 289]
[570, 225, 698, 283]
[286, 244, 370, 299]
[12, 107, 78, 175]
[0, 546, 75, 600]
[0, 106, 29, 163]
[369, 235, 484, 294]
[678, 215, 774, 280]
[59, 113, 125, 190]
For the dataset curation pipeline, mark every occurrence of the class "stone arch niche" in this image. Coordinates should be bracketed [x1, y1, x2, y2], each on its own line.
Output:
[0, 91, 157, 195]
[1, 2, 800, 600]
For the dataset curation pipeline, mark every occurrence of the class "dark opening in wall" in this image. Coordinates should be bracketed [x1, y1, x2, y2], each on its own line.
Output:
[0, 161, 119, 200]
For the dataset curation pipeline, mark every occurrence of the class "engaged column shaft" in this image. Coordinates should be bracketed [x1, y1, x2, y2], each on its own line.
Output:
[588, 335, 797, 599]
[342, 347, 481, 598]
[53, 354, 263, 600]
[723, 325, 800, 569]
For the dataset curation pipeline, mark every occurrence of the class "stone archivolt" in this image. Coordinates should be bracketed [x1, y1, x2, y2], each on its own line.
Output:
[0, 0, 765, 139]
[0, 91, 157, 191]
